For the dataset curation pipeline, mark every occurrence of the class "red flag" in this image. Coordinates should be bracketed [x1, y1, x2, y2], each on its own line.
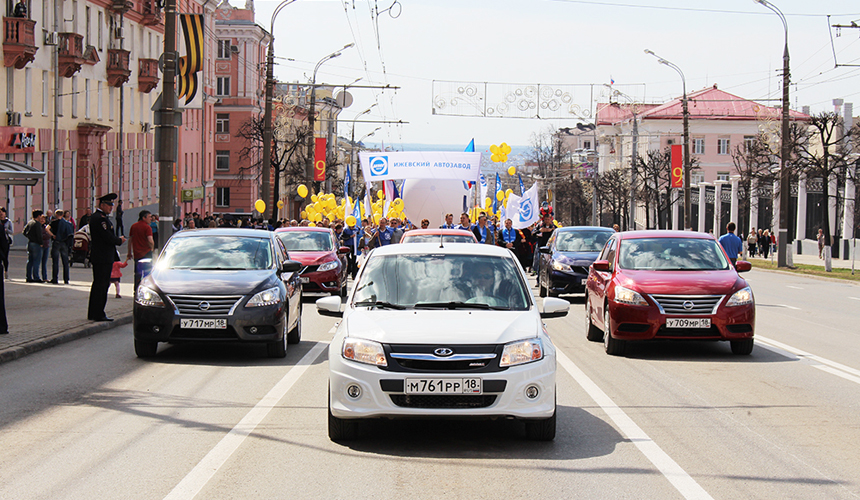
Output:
[314, 138, 326, 182]
[670, 144, 683, 188]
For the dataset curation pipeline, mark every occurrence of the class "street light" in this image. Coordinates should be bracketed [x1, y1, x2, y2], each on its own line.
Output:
[755, 0, 791, 268]
[645, 49, 691, 231]
[306, 43, 355, 194]
[349, 104, 377, 198]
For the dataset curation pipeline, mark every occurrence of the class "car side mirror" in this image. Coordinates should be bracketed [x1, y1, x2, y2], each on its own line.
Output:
[592, 260, 610, 272]
[338, 246, 350, 255]
[540, 297, 569, 318]
[281, 260, 302, 273]
[735, 260, 752, 273]
[316, 296, 343, 317]
[539, 246, 550, 254]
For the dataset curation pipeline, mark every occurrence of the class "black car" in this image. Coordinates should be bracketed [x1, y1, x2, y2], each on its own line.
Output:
[538, 226, 614, 297]
[133, 228, 303, 358]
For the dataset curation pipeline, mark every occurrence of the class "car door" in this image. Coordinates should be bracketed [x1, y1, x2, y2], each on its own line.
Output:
[591, 236, 616, 328]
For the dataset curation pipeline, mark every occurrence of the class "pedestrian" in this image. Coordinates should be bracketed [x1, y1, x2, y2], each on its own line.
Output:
[0, 207, 11, 279]
[420, 219, 430, 229]
[497, 218, 521, 251]
[390, 218, 404, 244]
[370, 217, 393, 247]
[613, 224, 620, 232]
[817, 228, 825, 259]
[111, 258, 129, 298]
[440, 213, 455, 229]
[747, 228, 757, 258]
[39, 212, 53, 281]
[456, 213, 472, 231]
[150, 214, 159, 250]
[718, 222, 743, 266]
[115, 200, 124, 237]
[532, 208, 555, 275]
[23, 210, 45, 282]
[757, 228, 765, 257]
[87, 193, 126, 322]
[127, 210, 154, 292]
[472, 214, 496, 245]
[762, 229, 771, 259]
[79, 208, 92, 229]
[50, 209, 74, 284]
[173, 219, 182, 233]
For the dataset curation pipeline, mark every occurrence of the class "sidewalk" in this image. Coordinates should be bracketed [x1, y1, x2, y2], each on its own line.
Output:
[747, 250, 857, 269]
[0, 247, 135, 364]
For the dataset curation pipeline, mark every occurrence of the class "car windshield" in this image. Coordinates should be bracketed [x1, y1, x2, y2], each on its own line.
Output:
[277, 231, 334, 252]
[353, 254, 530, 310]
[403, 234, 475, 244]
[555, 230, 612, 252]
[618, 237, 729, 271]
[159, 236, 273, 270]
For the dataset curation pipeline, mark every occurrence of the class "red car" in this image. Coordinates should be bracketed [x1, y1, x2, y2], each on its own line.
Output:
[400, 228, 478, 244]
[275, 227, 349, 296]
[584, 230, 755, 356]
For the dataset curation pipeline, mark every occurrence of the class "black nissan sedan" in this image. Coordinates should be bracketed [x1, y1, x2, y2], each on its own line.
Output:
[133, 228, 303, 358]
[538, 226, 614, 297]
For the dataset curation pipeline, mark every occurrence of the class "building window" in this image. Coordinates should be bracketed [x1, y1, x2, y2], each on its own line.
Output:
[693, 138, 705, 154]
[42, 71, 49, 116]
[217, 40, 231, 59]
[717, 172, 730, 182]
[71, 77, 77, 118]
[109, 86, 114, 120]
[6, 67, 13, 112]
[25, 68, 31, 115]
[216, 77, 230, 96]
[86, 6, 91, 47]
[98, 11, 103, 51]
[717, 138, 730, 155]
[97, 81, 103, 120]
[744, 135, 756, 151]
[692, 172, 705, 185]
[583, 140, 591, 150]
[84, 79, 90, 118]
[216, 187, 230, 207]
[57, 78, 64, 116]
[216, 150, 230, 171]
[216, 113, 229, 133]
[129, 86, 134, 123]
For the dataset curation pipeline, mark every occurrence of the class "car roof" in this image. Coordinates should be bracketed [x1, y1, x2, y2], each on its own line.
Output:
[555, 226, 615, 232]
[274, 226, 332, 233]
[170, 228, 275, 239]
[369, 242, 513, 257]
[619, 230, 715, 240]
[404, 229, 476, 237]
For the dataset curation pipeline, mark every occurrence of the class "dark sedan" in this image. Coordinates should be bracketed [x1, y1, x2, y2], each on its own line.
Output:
[133, 229, 303, 359]
[538, 226, 614, 297]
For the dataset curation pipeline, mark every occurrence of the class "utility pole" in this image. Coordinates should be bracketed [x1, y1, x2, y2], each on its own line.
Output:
[156, 0, 178, 240]
[52, 0, 60, 209]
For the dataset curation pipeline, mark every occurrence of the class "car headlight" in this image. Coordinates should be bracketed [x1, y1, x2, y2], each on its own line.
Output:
[317, 260, 338, 272]
[726, 286, 754, 307]
[342, 338, 387, 366]
[246, 286, 281, 307]
[551, 260, 572, 271]
[135, 285, 165, 307]
[500, 339, 543, 367]
[613, 285, 649, 306]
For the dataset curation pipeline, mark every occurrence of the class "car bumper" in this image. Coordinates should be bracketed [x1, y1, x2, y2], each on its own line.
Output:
[547, 269, 588, 294]
[301, 269, 342, 292]
[607, 301, 755, 341]
[133, 302, 286, 343]
[328, 346, 556, 420]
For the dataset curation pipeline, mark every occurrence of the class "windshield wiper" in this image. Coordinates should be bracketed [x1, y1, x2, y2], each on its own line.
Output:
[414, 301, 492, 310]
[354, 300, 406, 310]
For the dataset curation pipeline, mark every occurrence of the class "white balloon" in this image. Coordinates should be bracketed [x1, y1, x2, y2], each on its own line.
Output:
[401, 179, 470, 227]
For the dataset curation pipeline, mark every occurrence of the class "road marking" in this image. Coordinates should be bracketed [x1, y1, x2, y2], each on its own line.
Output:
[849, 297, 860, 301]
[786, 285, 803, 290]
[775, 304, 801, 310]
[163, 341, 329, 500]
[756, 336, 860, 386]
[556, 350, 713, 500]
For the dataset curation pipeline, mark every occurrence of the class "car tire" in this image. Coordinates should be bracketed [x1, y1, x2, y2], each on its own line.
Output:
[548, 288, 559, 298]
[134, 339, 158, 358]
[328, 393, 359, 441]
[603, 306, 626, 356]
[730, 338, 754, 355]
[539, 274, 548, 298]
[340, 281, 348, 298]
[287, 307, 302, 344]
[585, 298, 603, 342]
[524, 405, 556, 441]
[267, 329, 287, 358]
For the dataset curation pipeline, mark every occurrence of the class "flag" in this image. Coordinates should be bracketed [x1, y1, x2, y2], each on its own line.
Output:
[314, 138, 326, 182]
[178, 14, 204, 108]
[344, 168, 352, 220]
[465, 138, 475, 152]
[364, 182, 373, 220]
[479, 173, 488, 207]
[506, 183, 540, 229]
[492, 172, 501, 213]
[518, 174, 525, 195]
[610, 76, 615, 85]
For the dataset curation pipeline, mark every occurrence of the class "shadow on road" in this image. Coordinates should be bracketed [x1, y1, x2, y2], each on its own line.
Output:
[609, 339, 790, 363]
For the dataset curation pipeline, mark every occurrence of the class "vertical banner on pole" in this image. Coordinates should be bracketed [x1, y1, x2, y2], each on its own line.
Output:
[314, 138, 326, 182]
[670, 144, 683, 188]
[177, 14, 204, 109]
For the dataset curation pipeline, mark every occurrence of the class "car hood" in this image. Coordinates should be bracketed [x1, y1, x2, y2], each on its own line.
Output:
[343, 309, 540, 344]
[150, 268, 274, 295]
[618, 269, 743, 295]
[287, 251, 336, 265]
[554, 251, 601, 266]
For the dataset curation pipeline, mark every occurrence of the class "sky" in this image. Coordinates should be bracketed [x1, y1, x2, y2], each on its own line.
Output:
[250, 0, 860, 149]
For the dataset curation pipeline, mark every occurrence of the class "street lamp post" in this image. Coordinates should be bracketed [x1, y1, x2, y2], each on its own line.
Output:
[755, 0, 791, 267]
[349, 104, 377, 198]
[306, 44, 355, 195]
[645, 49, 691, 231]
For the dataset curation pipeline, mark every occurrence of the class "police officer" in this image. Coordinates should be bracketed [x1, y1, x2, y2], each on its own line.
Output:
[87, 193, 126, 321]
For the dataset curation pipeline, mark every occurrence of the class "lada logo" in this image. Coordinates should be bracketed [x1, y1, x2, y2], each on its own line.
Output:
[369, 156, 389, 176]
[683, 300, 694, 310]
[433, 347, 454, 357]
[198, 301, 211, 311]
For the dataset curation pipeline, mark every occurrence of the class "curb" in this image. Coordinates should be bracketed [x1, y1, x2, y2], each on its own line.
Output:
[0, 314, 133, 364]
[749, 266, 860, 286]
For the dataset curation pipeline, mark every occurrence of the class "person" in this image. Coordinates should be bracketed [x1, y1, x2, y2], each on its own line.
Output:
[0, 207, 11, 280]
[465, 261, 505, 308]
[172, 219, 182, 233]
[390, 218, 404, 244]
[718, 222, 743, 266]
[457, 213, 472, 231]
[420, 219, 430, 229]
[115, 200, 124, 237]
[613, 224, 620, 232]
[24, 210, 45, 282]
[440, 213, 456, 229]
[472, 214, 496, 245]
[111, 258, 129, 298]
[370, 217, 393, 247]
[13, 0, 27, 18]
[761, 229, 771, 259]
[531, 208, 555, 275]
[150, 214, 159, 250]
[340, 219, 359, 279]
[127, 210, 154, 292]
[747, 228, 757, 258]
[50, 209, 74, 284]
[497, 218, 521, 251]
[817, 228, 825, 259]
[87, 193, 126, 322]
[79, 208, 92, 229]
[757, 228, 765, 258]
[518, 224, 534, 271]
[39, 212, 53, 281]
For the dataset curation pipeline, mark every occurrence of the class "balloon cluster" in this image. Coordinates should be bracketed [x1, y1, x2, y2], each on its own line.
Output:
[294, 183, 406, 227]
[490, 143, 511, 163]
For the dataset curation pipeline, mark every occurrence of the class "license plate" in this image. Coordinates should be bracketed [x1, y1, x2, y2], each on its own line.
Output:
[181, 318, 227, 329]
[299, 277, 309, 284]
[405, 378, 482, 395]
[666, 318, 711, 328]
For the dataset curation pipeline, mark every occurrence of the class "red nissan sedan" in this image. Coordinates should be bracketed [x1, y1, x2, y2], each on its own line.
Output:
[275, 227, 349, 296]
[584, 230, 755, 356]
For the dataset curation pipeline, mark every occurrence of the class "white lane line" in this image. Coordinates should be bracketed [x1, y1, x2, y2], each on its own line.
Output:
[756, 336, 860, 386]
[786, 285, 803, 290]
[849, 297, 860, 301]
[775, 304, 801, 310]
[556, 350, 713, 500]
[163, 341, 329, 500]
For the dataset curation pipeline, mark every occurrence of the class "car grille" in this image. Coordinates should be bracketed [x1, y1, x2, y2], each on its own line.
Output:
[649, 294, 723, 315]
[655, 325, 721, 338]
[383, 344, 504, 373]
[169, 326, 239, 340]
[572, 266, 589, 275]
[301, 265, 319, 274]
[389, 394, 497, 409]
[167, 294, 244, 315]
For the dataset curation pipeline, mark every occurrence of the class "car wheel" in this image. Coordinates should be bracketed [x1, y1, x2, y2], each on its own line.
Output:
[539, 274, 547, 298]
[340, 280, 348, 297]
[730, 338, 754, 355]
[524, 403, 556, 441]
[267, 328, 287, 358]
[603, 306, 626, 356]
[287, 307, 302, 344]
[585, 298, 603, 342]
[134, 339, 158, 358]
[328, 389, 359, 441]
[548, 288, 559, 298]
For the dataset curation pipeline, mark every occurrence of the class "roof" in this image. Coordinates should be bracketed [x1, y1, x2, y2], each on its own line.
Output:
[274, 226, 332, 233]
[556, 226, 615, 233]
[171, 228, 275, 238]
[619, 230, 715, 240]
[0, 160, 46, 186]
[403, 229, 476, 236]
[369, 242, 513, 257]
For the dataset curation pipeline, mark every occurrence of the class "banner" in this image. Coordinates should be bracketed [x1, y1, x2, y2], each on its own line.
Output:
[178, 14, 204, 109]
[359, 151, 482, 182]
[314, 138, 326, 182]
[670, 144, 683, 188]
[504, 183, 540, 229]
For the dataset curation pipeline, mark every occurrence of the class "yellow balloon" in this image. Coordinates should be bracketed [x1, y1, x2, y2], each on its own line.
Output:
[310, 194, 318, 203]
[313, 202, 323, 211]
[373, 213, 381, 224]
[484, 197, 492, 208]
[377, 190, 385, 200]
[300, 210, 308, 219]
[313, 212, 322, 222]
[254, 199, 266, 214]
[491, 154, 500, 163]
[507, 166, 516, 176]
[505, 188, 513, 197]
[499, 153, 508, 163]
[393, 198, 404, 209]
[501, 143, 511, 155]
[490, 144, 499, 154]
[327, 198, 337, 210]
[308, 222, 316, 227]
[496, 190, 504, 201]
[346, 215, 357, 227]
[277, 200, 285, 209]
[297, 184, 308, 198]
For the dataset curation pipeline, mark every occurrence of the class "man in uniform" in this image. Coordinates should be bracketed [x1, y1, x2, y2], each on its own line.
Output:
[88, 193, 126, 321]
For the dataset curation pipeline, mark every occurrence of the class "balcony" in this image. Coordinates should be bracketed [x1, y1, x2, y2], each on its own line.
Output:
[138, 58, 159, 93]
[58, 32, 84, 77]
[111, 0, 134, 13]
[141, 0, 163, 26]
[106, 49, 130, 87]
[3, 17, 37, 69]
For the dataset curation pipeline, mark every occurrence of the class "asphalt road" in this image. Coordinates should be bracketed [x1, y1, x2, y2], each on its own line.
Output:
[1, 270, 859, 499]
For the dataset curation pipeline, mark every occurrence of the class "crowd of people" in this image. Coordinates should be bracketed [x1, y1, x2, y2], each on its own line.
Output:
[746, 227, 776, 259]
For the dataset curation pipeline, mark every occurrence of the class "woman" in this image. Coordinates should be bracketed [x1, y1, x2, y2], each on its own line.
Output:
[761, 229, 770, 259]
[747, 228, 757, 258]
[817, 228, 825, 259]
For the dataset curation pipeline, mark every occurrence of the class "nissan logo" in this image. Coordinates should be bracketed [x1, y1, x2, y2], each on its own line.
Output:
[683, 300, 694, 310]
[433, 347, 454, 357]
[198, 301, 211, 311]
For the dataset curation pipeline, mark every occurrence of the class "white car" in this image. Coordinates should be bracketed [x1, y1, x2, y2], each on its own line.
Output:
[317, 243, 569, 441]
